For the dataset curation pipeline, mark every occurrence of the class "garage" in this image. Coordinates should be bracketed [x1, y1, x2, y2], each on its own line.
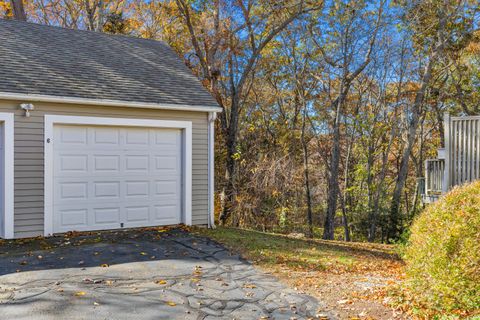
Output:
[0, 19, 221, 239]
[44, 116, 193, 235]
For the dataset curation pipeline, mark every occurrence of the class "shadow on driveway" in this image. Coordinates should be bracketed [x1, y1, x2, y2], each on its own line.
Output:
[0, 228, 211, 276]
[0, 228, 329, 320]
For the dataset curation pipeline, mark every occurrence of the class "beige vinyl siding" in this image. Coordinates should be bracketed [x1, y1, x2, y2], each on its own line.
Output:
[0, 100, 209, 238]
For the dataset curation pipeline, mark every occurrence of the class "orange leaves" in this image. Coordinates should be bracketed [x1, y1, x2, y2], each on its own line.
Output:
[0, 1, 11, 18]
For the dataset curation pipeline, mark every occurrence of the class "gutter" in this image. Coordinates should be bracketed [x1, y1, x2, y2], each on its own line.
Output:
[0, 92, 223, 113]
[207, 112, 217, 228]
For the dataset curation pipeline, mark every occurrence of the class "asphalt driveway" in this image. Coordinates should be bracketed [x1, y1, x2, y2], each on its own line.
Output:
[0, 228, 327, 319]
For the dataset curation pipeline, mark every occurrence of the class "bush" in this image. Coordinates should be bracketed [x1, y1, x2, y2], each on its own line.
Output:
[403, 181, 480, 314]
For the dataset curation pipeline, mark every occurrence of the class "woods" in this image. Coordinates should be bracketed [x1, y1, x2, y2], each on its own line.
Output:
[1, 0, 479, 243]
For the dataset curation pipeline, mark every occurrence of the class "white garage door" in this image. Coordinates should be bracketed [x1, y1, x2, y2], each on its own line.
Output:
[53, 125, 182, 233]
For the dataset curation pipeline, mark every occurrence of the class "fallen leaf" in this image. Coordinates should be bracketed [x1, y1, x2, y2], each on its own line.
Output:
[74, 291, 86, 297]
[155, 280, 167, 285]
[140, 252, 147, 256]
[337, 299, 351, 305]
[166, 301, 176, 306]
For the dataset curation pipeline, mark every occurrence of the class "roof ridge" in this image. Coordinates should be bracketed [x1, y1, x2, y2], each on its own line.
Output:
[0, 18, 168, 46]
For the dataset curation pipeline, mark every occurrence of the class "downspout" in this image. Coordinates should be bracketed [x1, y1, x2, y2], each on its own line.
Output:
[208, 112, 217, 228]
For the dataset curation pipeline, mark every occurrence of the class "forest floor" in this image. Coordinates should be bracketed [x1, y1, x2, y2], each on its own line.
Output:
[194, 227, 408, 320]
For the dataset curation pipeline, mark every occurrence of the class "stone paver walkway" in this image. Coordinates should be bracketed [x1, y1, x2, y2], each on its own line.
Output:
[0, 229, 330, 319]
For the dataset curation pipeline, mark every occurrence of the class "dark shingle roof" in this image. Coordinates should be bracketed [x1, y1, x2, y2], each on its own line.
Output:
[0, 19, 219, 109]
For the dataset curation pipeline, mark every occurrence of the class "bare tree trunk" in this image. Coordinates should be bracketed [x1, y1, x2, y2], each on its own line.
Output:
[95, 0, 104, 32]
[10, 0, 26, 21]
[301, 103, 313, 238]
[339, 118, 355, 242]
[323, 94, 343, 240]
[176, 0, 305, 225]
[369, 124, 396, 242]
[321, 3, 383, 240]
[366, 143, 375, 238]
[338, 191, 350, 241]
[219, 94, 240, 225]
[85, 0, 96, 31]
[409, 114, 427, 219]
[369, 41, 406, 242]
[388, 57, 434, 241]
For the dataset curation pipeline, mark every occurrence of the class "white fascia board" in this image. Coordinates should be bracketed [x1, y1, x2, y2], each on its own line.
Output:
[44, 115, 193, 236]
[0, 92, 223, 113]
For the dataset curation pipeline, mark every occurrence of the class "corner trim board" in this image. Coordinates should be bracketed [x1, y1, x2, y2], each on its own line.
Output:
[207, 112, 217, 228]
[43, 115, 193, 236]
[0, 112, 14, 239]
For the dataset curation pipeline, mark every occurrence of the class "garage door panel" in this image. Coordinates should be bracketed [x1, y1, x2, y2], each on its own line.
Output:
[56, 126, 88, 145]
[58, 182, 88, 200]
[153, 205, 180, 221]
[154, 130, 180, 145]
[92, 127, 120, 145]
[125, 180, 149, 198]
[58, 208, 88, 228]
[53, 125, 183, 233]
[154, 180, 178, 196]
[125, 129, 149, 145]
[94, 181, 121, 199]
[94, 155, 121, 172]
[154, 155, 178, 170]
[93, 207, 121, 224]
[125, 155, 149, 172]
[125, 206, 149, 222]
[58, 154, 88, 173]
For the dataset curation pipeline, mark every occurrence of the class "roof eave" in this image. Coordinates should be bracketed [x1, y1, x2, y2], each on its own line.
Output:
[0, 92, 223, 113]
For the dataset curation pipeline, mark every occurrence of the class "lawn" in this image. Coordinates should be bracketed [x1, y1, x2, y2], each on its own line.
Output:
[194, 227, 406, 320]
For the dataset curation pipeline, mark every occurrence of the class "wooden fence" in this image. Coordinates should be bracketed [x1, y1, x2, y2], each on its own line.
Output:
[445, 113, 480, 191]
[425, 159, 444, 195]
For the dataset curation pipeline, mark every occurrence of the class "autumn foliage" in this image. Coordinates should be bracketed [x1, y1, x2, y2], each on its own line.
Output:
[403, 181, 480, 315]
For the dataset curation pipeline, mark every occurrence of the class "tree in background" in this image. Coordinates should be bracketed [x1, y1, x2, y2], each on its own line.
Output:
[308, 0, 385, 240]
[171, 0, 311, 225]
[0, 1, 12, 18]
[10, 0, 26, 20]
[387, 0, 479, 241]
[6, 0, 480, 242]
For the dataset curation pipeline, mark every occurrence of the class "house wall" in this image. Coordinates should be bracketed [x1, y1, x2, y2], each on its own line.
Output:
[0, 100, 209, 238]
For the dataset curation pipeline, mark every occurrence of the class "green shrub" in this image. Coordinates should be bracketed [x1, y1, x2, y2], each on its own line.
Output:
[403, 181, 480, 314]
